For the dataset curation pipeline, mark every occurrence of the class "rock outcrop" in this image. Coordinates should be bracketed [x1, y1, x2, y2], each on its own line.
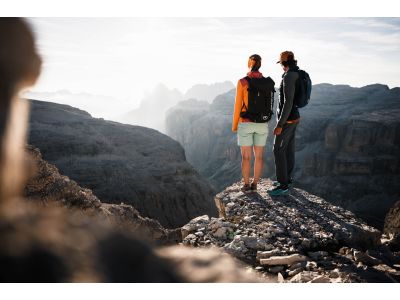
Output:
[28, 99, 217, 228]
[384, 201, 400, 250]
[385, 201, 400, 236]
[165, 83, 400, 229]
[2, 145, 264, 283]
[24, 144, 180, 244]
[181, 179, 400, 283]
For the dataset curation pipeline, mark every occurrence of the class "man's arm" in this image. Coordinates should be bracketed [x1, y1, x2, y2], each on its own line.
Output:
[276, 72, 298, 128]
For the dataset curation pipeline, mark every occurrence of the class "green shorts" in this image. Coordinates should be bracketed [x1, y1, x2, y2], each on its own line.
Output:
[237, 122, 269, 146]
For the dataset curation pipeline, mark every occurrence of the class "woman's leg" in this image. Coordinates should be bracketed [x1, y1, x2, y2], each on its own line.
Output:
[240, 146, 252, 185]
[253, 146, 264, 184]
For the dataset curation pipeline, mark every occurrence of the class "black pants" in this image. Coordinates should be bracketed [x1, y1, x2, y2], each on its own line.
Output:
[273, 122, 298, 186]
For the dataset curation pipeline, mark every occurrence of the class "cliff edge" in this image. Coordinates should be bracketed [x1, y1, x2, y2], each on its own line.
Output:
[181, 179, 400, 283]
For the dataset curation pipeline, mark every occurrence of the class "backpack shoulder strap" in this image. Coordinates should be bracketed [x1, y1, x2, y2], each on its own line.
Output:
[240, 76, 251, 112]
[239, 76, 250, 86]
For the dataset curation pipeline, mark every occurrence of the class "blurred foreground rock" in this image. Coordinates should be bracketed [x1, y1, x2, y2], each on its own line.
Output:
[0, 145, 263, 282]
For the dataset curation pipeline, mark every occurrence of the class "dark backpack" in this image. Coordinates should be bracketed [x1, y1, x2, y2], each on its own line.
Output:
[294, 69, 312, 108]
[240, 76, 275, 123]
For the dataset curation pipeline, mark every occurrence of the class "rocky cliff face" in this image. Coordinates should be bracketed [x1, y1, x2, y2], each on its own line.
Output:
[181, 179, 400, 283]
[166, 90, 245, 190]
[24, 145, 180, 244]
[28, 99, 217, 228]
[165, 83, 400, 229]
[300, 109, 400, 229]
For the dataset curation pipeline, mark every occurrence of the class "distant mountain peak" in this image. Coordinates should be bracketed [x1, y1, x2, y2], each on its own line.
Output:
[184, 81, 235, 103]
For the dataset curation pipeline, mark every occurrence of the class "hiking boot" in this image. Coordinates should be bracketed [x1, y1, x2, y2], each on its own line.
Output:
[250, 182, 257, 191]
[267, 185, 289, 196]
[272, 179, 293, 187]
[241, 183, 252, 193]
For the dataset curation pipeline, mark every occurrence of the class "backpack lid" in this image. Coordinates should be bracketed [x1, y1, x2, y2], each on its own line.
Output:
[246, 76, 275, 91]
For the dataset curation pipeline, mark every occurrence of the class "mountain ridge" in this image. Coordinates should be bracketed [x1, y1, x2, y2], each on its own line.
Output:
[166, 82, 400, 229]
[28, 99, 218, 228]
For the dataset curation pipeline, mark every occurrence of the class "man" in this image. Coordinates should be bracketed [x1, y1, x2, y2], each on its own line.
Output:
[268, 51, 300, 196]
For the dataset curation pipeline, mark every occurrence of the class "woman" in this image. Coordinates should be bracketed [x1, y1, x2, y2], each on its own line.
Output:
[232, 54, 273, 193]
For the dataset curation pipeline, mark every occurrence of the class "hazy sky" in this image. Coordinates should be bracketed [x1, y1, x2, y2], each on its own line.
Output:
[27, 17, 400, 108]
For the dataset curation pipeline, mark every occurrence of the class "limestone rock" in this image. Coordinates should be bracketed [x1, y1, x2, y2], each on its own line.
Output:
[24, 145, 101, 210]
[277, 272, 285, 283]
[257, 249, 281, 260]
[213, 227, 229, 238]
[308, 251, 329, 260]
[181, 215, 210, 239]
[289, 271, 318, 283]
[310, 275, 331, 283]
[289, 261, 307, 270]
[384, 201, 400, 237]
[353, 250, 381, 266]
[305, 261, 318, 271]
[268, 266, 285, 274]
[288, 267, 304, 277]
[223, 236, 248, 258]
[240, 236, 269, 250]
[260, 254, 308, 266]
[182, 179, 400, 282]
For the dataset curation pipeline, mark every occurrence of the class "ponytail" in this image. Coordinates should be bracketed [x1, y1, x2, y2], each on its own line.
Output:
[249, 54, 262, 71]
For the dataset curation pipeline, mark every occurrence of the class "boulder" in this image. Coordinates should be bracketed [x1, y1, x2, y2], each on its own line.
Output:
[181, 215, 210, 239]
[384, 200, 400, 236]
[310, 275, 331, 283]
[257, 249, 281, 260]
[289, 271, 318, 283]
[353, 250, 381, 266]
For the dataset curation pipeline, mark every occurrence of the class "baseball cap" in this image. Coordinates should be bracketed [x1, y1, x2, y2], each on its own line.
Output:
[277, 51, 295, 64]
